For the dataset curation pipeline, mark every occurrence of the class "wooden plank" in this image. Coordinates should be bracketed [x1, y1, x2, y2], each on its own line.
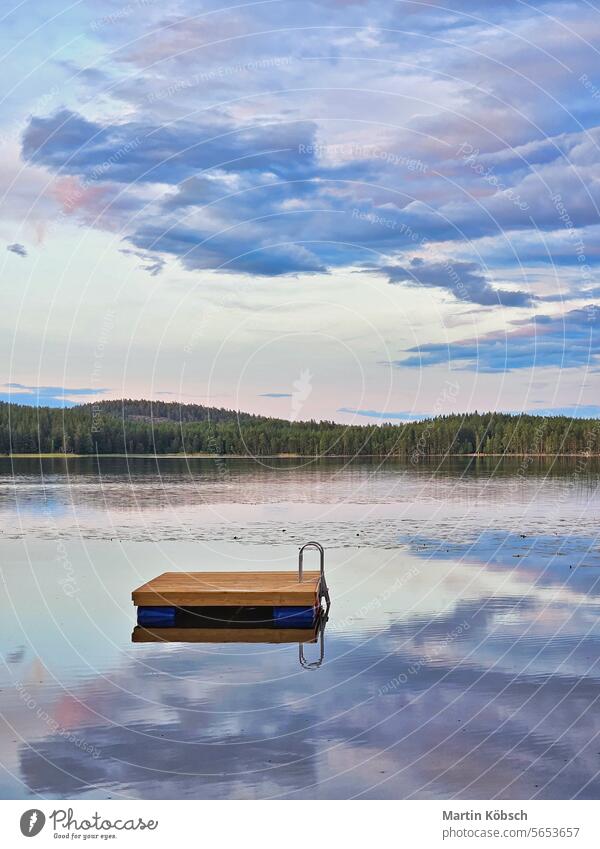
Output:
[132, 570, 321, 607]
[132, 625, 319, 644]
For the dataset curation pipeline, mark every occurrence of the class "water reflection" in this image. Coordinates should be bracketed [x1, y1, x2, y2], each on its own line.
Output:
[0, 458, 599, 799]
[1, 456, 599, 547]
[132, 612, 328, 670]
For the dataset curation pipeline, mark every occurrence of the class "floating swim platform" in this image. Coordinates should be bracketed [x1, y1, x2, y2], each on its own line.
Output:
[131, 541, 330, 630]
[132, 571, 321, 607]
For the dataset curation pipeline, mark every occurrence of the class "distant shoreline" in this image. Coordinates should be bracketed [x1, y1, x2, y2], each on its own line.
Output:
[2, 452, 600, 460]
[4, 400, 600, 457]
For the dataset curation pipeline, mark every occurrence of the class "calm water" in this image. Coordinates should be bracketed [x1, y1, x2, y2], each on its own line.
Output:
[0, 456, 599, 799]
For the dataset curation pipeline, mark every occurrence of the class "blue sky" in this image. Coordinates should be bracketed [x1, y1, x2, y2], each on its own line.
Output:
[1, 0, 600, 422]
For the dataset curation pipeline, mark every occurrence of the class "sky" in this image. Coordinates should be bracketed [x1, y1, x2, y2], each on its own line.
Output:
[1, 0, 600, 422]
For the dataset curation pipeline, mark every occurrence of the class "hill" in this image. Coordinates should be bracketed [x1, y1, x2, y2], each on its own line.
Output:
[0, 399, 598, 457]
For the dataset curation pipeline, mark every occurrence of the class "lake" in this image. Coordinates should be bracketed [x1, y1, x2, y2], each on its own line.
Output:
[1, 455, 599, 799]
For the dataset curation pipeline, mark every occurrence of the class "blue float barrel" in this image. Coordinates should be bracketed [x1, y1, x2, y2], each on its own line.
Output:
[273, 606, 317, 627]
[137, 606, 177, 627]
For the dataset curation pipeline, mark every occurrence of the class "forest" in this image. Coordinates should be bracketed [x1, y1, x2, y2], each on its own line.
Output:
[0, 398, 599, 457]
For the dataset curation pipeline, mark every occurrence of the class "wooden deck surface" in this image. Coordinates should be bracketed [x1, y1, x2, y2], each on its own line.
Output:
[132, 570, 321, 607]
[132, 625, 319, 643]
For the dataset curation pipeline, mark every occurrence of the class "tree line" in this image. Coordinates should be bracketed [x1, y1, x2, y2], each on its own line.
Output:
[0, 399, 599, 457]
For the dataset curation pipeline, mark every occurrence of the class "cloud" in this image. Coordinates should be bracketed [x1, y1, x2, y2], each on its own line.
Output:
[382, 257, 533, 307]
[259, 393, 293, 398]
[395, 306, 600, 372]
[21, 109, 344, 275]
[18, 98, 600, 280]
[6, 243, 27, 257]
[23, 103, 600, 284]
[14, 0, 600, 299]
[128, 223, 327, 275]
[21, 109, 322, 186]
[119, 247, 166, 276]
[517, 404, 600, 418]
[337, 407, 430, 421]
[1, 384, 107, 407]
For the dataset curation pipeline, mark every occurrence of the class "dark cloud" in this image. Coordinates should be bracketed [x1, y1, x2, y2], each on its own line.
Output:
[19, 105, 600, 280]
[16, 1, 600, 293]
[395, 306, 600, 371]
[128, 223, 327, 275]
[383, 257, 533, 307]
[21, 109, 322, 185]
[337, 407, 429, 421]
[119, 248, 166, 276]
[6, 243, 27, 257]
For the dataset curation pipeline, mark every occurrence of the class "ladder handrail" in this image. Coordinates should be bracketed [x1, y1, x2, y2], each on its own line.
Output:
[298, 541, 324, 582]
[299, 614, 326, 669]
[298, 541, 330, 615]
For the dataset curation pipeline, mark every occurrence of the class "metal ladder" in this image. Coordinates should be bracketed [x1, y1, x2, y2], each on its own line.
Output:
[297, 541, 330, 669]
[298, 541, 331, 614]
